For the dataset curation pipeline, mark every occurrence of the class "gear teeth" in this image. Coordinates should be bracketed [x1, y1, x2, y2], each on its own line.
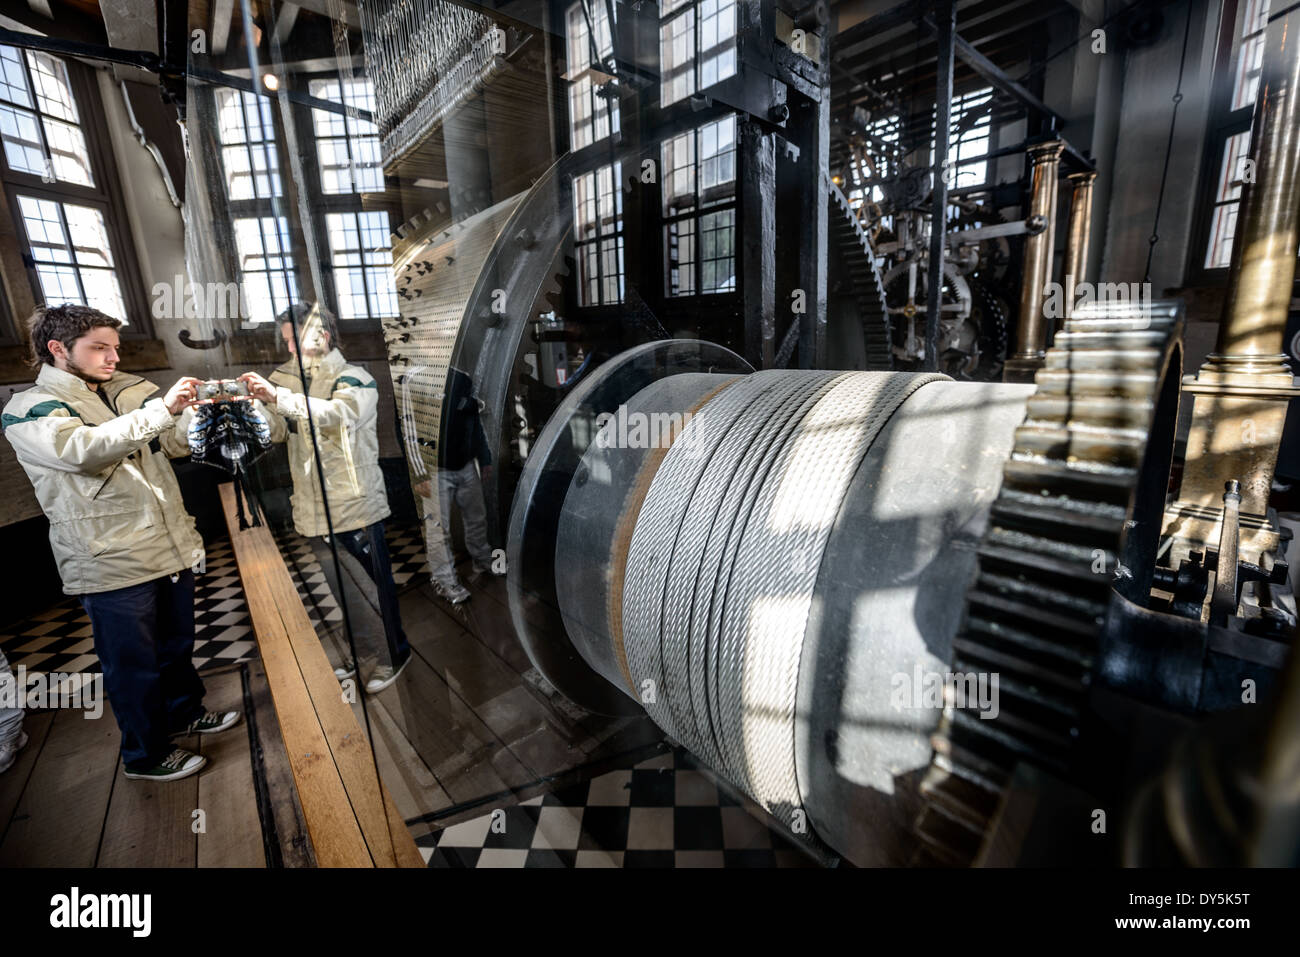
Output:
[915, 301, 1183, 865]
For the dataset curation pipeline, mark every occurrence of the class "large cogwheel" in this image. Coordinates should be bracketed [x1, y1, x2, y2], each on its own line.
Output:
[914, 300, 1185, 865]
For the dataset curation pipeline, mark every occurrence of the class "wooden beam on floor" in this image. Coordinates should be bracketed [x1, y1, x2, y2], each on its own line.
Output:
[220, 484, 422, 868]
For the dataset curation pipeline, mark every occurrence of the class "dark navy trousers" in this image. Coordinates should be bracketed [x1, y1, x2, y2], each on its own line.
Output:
[81, 570, 205, 771]
[318, 520, 411, 669]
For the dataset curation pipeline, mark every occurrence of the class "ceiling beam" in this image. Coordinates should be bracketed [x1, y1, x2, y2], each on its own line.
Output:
[921, 13, 1062, 127]
[211, 0, 233, 55]
[274, 3, 300, 43]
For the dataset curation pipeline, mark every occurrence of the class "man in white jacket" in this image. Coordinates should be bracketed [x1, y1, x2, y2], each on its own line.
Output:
[240, 304, 412, 695]
[1, 305, 239, 783]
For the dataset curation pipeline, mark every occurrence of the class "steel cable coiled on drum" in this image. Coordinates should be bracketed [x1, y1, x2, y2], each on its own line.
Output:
[622, 369, 947, 833]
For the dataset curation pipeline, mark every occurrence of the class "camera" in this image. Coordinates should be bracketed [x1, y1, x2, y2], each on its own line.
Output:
[198, 379, 249, 401]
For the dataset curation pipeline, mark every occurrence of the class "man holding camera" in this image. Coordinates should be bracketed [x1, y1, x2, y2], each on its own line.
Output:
[1, 305, 239, 783]
[239, 303, 412, 695]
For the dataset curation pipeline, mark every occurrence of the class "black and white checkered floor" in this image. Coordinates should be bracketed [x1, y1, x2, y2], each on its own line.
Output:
[0, 524, 430, 675]
[417, 748, 822, 868]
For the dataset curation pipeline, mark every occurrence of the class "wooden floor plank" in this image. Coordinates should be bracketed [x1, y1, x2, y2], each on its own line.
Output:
[258, 539, 409, 868]
[0, 705, 120, 866]
[195, 668, 265, 868]
[97, 745, 200, 868]
[222, 484, 420, 868]
[223, 490, 374, 867]
[246, 662, 315, 867]
[0, 710, 53, 841]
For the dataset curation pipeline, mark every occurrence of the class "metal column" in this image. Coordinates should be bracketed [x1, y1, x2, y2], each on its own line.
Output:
[741, 119, 777, 369]
[925, 0, 955, 372]
[1061, 169, 1097, 323]
[1004, 137, 1063, 382]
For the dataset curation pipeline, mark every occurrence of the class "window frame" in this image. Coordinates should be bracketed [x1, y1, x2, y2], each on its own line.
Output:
[1187, 0, 1297, 286]
[661, 113, 738, 299]
[290, 72, 399, 326]
[658, 0, 738, 109]
[564, 0, 620, 156]
[572, 161, 626, 307]
[0, 50, 150, 342]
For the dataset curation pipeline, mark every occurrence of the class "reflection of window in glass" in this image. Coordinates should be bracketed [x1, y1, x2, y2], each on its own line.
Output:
[0, 45, 93, 185]
[659, 0, 735, 107]
[573, 162, 624, 305]
[847, 113, 900, 220]
[1199, 0, 1292, 269]
[1232, 0, 1271, 110]
[662, 114, 736, 296]
[932, 87, 992, 193]
[326, 211, 400, 318]
[566, 2, 618, 150]
[233, 217, 298, 323]
[1205, 130, 1251, 269]
[309, 78, 383, 194]
[216, 89, 281, 200]
[16, 195, 126, 319]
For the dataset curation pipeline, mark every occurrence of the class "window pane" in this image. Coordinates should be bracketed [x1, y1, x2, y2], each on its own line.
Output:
[42, 117, 93, 186]
[661, 11, 696, 106]
[0, 46, 33, 108]
[0, 103, 45, 176]
[25, 52, 79, 123]
[699, 114, 736, 204]
[1204, 131, 1254, 268]
[666, 219, 695, 296]
[217, 90, 281, 198]
[310, 77, 383, 195]
[79, 267, 126, 319]
[698, 0, 736, 90]
[18, 196, 127, 320]
[325, 211, 398, 319]
[699, 209, 734, 293]
[661, 129, 695, 215]
[63, 203, 116, 268]
[234, 216, 297, 322]
[18, 195, 71, 263]
[1231, 0, 1272, 110]
[35, 264, 81, 307]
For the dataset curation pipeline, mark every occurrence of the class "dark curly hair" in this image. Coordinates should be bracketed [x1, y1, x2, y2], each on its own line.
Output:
[28, 304, 122, 369]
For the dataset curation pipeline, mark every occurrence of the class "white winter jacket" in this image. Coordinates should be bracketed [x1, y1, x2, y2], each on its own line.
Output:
[265, 348, 390, 538]
[1, 364, 204, 594]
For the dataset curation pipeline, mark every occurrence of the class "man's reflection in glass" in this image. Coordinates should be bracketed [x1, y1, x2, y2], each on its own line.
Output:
[416, 366, 501, 604]
[240, 303, 412, 695]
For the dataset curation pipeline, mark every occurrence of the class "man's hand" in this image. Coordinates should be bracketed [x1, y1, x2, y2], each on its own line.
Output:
[414, 479, 432, 499]
[163, 377, 203, 415]
[239, 372, 277, 405]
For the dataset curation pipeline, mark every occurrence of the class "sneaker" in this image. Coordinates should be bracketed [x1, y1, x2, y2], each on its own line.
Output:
[0, 730, 30, 775]
[174, 710, 240, 736]
[334, 660, 357, 681]
[124, 748, 207, 782]
[473, 560, 507, 577]
[364, 653, 412, 695]
[433, 579, 471, 604]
